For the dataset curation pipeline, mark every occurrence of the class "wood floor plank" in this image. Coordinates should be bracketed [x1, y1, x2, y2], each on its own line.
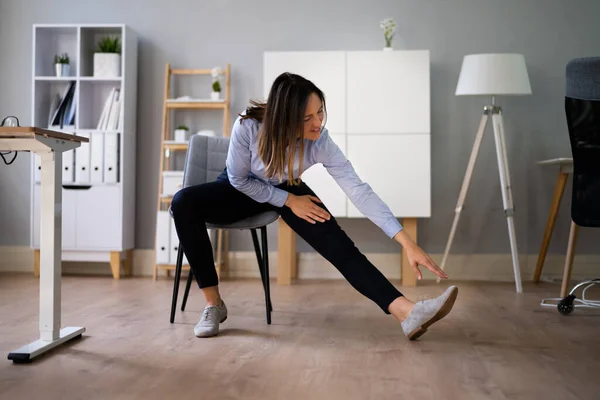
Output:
[1, 273, 599, 399]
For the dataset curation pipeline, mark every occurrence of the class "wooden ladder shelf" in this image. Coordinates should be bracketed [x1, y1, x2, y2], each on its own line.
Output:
[154, 63, 231, 280]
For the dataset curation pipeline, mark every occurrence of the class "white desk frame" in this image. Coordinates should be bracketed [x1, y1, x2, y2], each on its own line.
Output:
[1, 127, 88, 363]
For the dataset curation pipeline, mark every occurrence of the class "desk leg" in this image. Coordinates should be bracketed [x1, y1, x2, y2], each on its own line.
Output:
[401, 218, 418, 287]
[533, 171, 568, 283]
[277, 218, 296, 285]
[8, 151, 85, 363]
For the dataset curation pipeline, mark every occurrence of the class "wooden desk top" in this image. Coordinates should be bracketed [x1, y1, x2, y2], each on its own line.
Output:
[0, 127, 89, 143]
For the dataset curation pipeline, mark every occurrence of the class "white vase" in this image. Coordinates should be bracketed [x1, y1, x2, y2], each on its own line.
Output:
[211, 91, 220, 101]
[174, 129, 189, 142]
[94, 53, 121, 77]
[54, 63, 70, 77]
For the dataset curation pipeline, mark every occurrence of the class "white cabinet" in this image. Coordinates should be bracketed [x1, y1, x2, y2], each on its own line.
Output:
[32, 186, 77, 249]
[263, 50, 431, 219]
[32, 186, 122, 250]
[30, 24, 138, 277]
[346, 134, 431, 218]
[75, 186, 122, 249]
[346, 51, 430, 135]
[300, 134, 347, 217]
[263, 51, 347, 134]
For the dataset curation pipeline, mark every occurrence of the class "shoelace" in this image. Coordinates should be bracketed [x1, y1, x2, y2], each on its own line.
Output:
[201, 307, 218, 322]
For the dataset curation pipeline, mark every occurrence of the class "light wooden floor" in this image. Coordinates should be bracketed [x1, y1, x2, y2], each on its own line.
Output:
[1, 273, 599, 400]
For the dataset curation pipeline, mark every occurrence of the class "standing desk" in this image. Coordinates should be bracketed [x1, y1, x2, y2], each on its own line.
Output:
[1, 127, 88, 363]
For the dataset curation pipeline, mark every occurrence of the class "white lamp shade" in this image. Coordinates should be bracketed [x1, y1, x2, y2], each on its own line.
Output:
[455, 53, 532, 96]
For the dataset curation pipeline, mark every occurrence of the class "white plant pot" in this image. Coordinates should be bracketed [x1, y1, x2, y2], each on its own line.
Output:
[174, 129, 189, 142]
[211, 91, 220, 101]
[383, 46, 393, 52]
[54, 63, 70, 77]
[94, 53, 121, 77]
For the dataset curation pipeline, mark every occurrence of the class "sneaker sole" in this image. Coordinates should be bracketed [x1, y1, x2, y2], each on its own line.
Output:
[407, 286, 458, 341]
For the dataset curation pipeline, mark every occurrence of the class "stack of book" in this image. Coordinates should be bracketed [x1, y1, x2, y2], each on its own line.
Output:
[97, 88, 121, 130]
[48, 81, 76, 128]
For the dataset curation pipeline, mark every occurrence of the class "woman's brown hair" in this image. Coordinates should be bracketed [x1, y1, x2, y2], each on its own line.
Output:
[240, 72, 326, 185]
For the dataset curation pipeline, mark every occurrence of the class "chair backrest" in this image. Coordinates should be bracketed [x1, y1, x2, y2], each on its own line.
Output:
[182, 134, 230, 188]
[565, 56, 600, 227]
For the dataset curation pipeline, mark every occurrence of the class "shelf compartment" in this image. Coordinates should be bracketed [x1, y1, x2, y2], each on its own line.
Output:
[79, 80, 122, 130]
[33, 79, 77, 129]
[34, 26, 78, 78]
[79, 26, 123, 78]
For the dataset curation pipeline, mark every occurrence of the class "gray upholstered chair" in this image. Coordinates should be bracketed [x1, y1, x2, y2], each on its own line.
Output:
[168, 134, 279, 324]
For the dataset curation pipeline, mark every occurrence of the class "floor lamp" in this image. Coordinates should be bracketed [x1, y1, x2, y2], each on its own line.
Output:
[439, 53, 532, 293]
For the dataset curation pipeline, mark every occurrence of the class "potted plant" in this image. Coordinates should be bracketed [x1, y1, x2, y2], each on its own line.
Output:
[54, 53, 70, 77]
[94, 36, 121, 77]
[174, 125, 189, 142]
[380, 18, 396, 51]
[211, 67, 223, 100]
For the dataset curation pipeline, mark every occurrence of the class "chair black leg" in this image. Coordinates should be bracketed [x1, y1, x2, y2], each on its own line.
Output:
[251, 229, 272, 313]
[261, 226, 272, 325]
[170, 244, 185, 323]
[182, 268, 193, 311]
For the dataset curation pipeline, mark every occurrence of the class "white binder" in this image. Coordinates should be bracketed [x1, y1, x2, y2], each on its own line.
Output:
[75, 131, 90, 183]
[34, 154, 41, 183]
[170, 219, 188, 266]
[62, 150, 74, 183]
[104, 132, 119, 183]
[90, 131, 104, 183]
[156, 211, 170, 264]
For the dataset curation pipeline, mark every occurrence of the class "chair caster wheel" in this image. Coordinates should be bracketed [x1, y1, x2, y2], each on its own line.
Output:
[558, 295, 575, 315]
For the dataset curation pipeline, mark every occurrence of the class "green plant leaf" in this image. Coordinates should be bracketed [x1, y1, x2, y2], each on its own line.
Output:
[97, 36, 121, 54]
[54, 52, 70, 64]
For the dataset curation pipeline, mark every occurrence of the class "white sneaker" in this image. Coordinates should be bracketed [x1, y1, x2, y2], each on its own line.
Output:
[401, 286, 458, 340]
[194, 301, 228, 337]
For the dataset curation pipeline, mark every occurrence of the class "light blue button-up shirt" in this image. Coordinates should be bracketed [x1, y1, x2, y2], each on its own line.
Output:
[226, 115, 404, 238]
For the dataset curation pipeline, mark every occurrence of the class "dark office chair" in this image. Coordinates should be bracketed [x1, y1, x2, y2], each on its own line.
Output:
[556, 56, 600, 315]
[168, 134, 279, 324]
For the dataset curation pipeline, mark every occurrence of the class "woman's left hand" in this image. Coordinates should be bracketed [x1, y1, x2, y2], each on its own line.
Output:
[394, 230, 448, 280]
[405, 243, 448, 280]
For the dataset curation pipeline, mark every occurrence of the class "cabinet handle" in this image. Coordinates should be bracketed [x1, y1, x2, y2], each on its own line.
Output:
[62, 185, 92, 190]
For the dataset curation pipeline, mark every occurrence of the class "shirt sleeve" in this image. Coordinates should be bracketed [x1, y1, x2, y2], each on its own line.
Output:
[225, 118, 289, 208]
[316, 131, 404, 239]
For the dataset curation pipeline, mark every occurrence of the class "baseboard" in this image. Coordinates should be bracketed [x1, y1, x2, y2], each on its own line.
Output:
[1, 246, 599, 283]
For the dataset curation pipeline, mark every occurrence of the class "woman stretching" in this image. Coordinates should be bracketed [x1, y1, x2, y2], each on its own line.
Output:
[171, 72, 458, 340]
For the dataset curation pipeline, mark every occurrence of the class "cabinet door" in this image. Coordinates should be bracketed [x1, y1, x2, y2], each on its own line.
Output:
[32, 185, 77, 249]
[74, 185, 122, 249]
[263, 51, 346, 134]
[301, 134, 347, 217]
[346, 50, 430, 135]
[346, 134, 431, 218]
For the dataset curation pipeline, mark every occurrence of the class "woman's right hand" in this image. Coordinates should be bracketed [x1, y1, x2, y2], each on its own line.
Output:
[284, 193, 331, 224]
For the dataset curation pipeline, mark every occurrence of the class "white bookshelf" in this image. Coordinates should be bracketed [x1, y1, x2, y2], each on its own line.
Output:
[29, 24, 138, 279]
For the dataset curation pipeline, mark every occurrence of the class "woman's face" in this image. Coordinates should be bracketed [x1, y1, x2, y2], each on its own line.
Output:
[302, 92, 324, 141]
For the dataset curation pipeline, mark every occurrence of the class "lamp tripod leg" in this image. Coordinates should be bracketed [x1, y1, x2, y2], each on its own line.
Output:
[491, 110, 523, 293]
[438, 111, 489, 282]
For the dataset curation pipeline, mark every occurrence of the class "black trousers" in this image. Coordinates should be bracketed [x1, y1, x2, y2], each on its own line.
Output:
[170, 169, 403, 314]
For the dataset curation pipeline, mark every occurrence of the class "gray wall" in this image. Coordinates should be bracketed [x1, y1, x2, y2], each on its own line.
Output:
[1, 0, 599, 255]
